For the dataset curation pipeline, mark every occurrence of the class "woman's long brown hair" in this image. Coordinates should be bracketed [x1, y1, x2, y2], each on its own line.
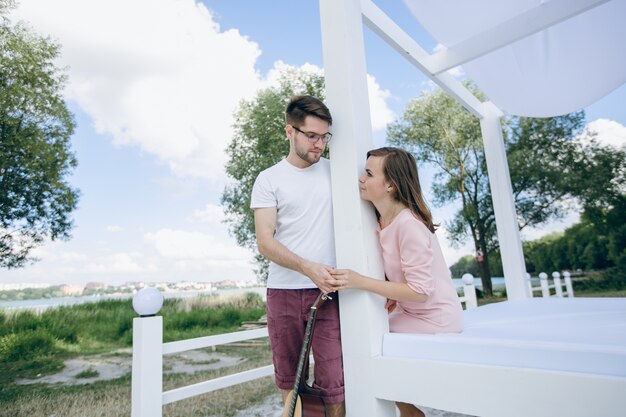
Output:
[367, 147, 438, 233]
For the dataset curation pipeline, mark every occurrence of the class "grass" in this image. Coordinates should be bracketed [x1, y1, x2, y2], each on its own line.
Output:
[0, 291, 270, 417]
[1, 283, 624, 417]
[75, 367, 100, 379]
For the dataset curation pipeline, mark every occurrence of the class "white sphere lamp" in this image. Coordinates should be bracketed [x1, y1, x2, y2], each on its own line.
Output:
[539, 272, 548, 280]
[461, 273, 474, 285]
[132, 287, 164, 317]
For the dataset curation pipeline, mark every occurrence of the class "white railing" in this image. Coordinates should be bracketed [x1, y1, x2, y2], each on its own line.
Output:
[130, 276, 479, 416]
[528, 271, 575, 298]
[130, 288, 273, 417]
[458, 273, 478, 309]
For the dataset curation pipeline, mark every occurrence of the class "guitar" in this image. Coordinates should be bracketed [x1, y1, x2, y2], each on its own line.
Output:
[281, 292, 331, 417]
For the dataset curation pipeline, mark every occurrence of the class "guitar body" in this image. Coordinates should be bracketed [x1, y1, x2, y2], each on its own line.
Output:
[282, 390, 326, 417]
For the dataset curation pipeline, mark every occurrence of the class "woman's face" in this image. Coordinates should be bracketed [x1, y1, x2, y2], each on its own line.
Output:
[359, 155, 391, 203]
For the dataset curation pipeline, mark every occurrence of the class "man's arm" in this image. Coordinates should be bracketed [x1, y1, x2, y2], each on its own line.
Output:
[254, 207, 334, 293]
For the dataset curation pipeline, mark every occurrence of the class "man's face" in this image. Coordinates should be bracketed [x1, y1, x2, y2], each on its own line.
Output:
[287, 116, 330, 167]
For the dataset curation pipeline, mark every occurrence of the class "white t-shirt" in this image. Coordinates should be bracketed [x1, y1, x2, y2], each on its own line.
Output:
[250, 158, 336, 289]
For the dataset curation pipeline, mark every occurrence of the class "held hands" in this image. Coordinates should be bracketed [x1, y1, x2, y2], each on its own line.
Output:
[329, 268, 362, 291]
[302, 261, 336, 294]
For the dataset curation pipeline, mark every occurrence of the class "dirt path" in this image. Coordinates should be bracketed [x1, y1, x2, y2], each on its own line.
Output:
[16, 348, 243, 386]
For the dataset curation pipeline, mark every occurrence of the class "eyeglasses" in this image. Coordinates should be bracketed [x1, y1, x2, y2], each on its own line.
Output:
[292, 125, 333, 144]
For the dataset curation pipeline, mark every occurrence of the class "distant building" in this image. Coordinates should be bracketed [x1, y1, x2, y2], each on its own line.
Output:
[85, 282, 108, 289]
[59, 284, 85, 296]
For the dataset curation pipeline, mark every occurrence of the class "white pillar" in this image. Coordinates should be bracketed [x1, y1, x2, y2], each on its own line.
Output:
[320, 0, 395, 415]
[480, 102, 530, 300]
[461, 273, 478, 309]
[131, 316, 163, 417]
[552, 271, 564, 297]
[563, 271, 575, 297]
[526, 272, 534, 298]
[539, 272, 550, 298]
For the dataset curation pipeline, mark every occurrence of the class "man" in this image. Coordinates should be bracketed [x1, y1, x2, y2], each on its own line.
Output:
[250, 95, 345, 416]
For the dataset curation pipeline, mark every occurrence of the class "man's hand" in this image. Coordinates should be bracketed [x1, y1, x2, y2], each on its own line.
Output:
[301, 261, 335, 294]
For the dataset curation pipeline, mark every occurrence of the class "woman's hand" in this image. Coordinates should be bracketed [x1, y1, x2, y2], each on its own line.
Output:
[384, 298, 397, 313]
[329, 268, 362, 291]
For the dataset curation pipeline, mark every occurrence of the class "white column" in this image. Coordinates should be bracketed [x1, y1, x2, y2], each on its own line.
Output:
[552, 271, 564, 297]
[131, 316, 163, 417]
[319, 0, 395, 415]
[563, 271, 575, 297]
[526, 272, 534, 298]
[461, 273, 478, 309]
[539, 272, 550, 298]
[480, 102, 530, 300]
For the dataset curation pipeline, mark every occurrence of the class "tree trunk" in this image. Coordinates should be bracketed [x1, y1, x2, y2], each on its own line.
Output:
[477, 240, 493, 297]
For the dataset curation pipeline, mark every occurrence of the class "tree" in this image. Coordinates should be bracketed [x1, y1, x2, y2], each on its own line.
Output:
[387, 84, 619, 296]
[0, 2, 79, 268]
[221, 68, 325, 279]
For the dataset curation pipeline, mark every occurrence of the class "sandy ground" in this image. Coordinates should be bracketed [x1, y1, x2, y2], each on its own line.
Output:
[232, 394, 473, 417]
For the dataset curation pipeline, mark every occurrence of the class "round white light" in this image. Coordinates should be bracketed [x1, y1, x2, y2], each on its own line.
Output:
[461, 273, 474, 285]
[539, 272, 548, 280]
[563, 271, 571, 278]
[552, 271, 561, 279]
[132, 287, 163, 317]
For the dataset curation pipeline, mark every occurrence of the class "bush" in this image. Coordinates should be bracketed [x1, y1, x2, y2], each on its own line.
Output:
[0, 329, 59, 362]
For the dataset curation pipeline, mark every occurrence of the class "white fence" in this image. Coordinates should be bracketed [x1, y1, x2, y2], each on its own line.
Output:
[130, 281, 482, 416]
[130, 288, 273, 417]
[527, 271, 575, 298]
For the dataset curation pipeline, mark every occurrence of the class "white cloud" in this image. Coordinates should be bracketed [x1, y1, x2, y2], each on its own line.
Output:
[263, 61, 395, 133]
[12, 2, 396, 182]
[107, 225, 123, 233]
[144, 228, 252, 261]
[367, 74, 396, 131]
[80, 253, 154, 275]
[194, 204, 226, 226]
[13, 0, 262, 181]
[584, 119, 626, 148]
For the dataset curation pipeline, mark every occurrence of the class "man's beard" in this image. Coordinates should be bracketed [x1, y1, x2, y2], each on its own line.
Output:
[295, 145, 321, 165]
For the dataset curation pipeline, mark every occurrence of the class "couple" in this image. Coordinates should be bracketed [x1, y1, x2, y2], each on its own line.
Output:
[251, 95, 463, 417]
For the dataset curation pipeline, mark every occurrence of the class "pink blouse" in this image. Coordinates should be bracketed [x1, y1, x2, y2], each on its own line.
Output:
[378, 208, 463, 334]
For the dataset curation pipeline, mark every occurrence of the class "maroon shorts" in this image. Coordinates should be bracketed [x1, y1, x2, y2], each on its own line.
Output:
[266, 288, 345, 404]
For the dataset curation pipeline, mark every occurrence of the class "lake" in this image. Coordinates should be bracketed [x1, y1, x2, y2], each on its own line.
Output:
[0, 287, 268, 312]
[0, 278, 509, 312]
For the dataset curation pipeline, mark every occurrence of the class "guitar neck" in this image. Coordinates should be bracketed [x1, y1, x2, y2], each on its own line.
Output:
[286, 292, 328, 416]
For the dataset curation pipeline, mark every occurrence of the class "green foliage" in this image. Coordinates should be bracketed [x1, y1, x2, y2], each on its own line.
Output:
[0, 329, 58, 362]
[387, 83, 623, 295]
[221, 68, 326, 279]
[0, 285, 64, 301]
[0, 2, 79, 268]
[524, 196, 626, 279]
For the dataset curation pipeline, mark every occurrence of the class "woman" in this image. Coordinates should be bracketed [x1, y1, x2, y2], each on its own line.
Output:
[330, 147, 463, 417]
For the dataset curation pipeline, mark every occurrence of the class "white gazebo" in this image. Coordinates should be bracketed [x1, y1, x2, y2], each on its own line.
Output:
[320, 0, 626, 416]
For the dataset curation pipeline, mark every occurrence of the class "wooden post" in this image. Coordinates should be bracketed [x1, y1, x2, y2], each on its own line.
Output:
[461, 273, 478, 309]
[319, 0, 395, 415]
[480, 102, 530, 300]
[539, 272, 550, 298]
[552, 271, 564, 297]
[131, 316, 163, 417]
[563, 271, 575, 297]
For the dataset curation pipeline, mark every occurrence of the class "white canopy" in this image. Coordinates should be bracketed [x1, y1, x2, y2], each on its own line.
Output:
[403, 0, 626, 117]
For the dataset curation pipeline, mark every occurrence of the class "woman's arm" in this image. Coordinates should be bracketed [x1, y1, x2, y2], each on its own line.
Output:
[330, 269, 428, 303]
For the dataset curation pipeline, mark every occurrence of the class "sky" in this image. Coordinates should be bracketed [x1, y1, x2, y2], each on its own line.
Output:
[2, 0, 625, 286]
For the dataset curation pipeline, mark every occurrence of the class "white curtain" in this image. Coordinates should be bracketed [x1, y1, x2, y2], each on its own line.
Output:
[403, 0, 626, 117]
